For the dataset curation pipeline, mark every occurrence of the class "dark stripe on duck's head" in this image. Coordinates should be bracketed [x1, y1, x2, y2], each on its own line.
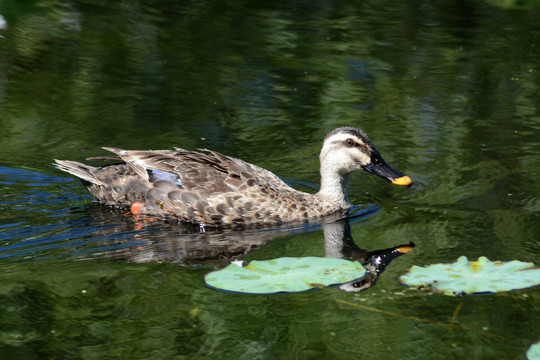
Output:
[325, 127, 375, 148]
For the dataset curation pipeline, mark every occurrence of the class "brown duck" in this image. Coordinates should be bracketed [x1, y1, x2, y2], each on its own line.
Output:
[54, 127, 412, 227]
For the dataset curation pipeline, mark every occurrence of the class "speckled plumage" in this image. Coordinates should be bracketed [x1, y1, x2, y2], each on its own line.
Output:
[54, 127, 411, 227]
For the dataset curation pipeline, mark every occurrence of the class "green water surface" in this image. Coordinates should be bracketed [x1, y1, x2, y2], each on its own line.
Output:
[0, 0, 539, 359]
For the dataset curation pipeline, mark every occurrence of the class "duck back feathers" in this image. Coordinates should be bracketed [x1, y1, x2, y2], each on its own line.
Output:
[56, 147, 327, 226]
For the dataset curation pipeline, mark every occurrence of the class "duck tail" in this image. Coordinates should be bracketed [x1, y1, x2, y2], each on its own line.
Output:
[54, 159, 105, 186]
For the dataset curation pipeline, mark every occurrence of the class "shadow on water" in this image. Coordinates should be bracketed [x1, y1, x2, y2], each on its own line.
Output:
[0, 165, 413, 293]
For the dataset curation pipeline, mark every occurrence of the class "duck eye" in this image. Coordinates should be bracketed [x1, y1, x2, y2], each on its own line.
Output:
[345, 139, 355, 147]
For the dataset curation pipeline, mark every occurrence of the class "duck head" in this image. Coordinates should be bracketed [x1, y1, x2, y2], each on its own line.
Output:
[319, 127, 412, 201]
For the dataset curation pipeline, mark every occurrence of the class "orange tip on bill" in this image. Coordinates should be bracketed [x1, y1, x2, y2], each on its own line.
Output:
[392, 175, 412, 186]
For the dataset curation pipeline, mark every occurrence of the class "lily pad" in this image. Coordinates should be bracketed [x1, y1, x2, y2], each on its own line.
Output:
[205, 257, 366, 294]
[399, 256, 540, 296]
[528, 341, 540, 360]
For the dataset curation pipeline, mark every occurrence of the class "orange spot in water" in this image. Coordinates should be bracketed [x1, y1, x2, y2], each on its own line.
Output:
[131, 202, 143, 215]
[396, 245, 415, 253]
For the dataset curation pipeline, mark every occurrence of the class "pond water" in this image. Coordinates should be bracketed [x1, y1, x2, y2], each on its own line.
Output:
[1, 0, 540, 358]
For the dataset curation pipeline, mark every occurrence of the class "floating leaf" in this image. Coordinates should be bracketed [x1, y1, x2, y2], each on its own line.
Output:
[528, 341, 540, 360]
[399, 256, 540, 296]
[205, 257, 366, 294]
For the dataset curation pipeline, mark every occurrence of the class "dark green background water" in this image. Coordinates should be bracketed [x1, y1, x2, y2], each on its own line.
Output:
[1, 0, 539, 359]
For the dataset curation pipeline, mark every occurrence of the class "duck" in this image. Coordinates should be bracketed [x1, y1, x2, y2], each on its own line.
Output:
[54, 127, 412, 227]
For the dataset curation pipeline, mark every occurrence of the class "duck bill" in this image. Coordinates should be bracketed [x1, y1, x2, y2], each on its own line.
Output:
[362, 151, 412, 186]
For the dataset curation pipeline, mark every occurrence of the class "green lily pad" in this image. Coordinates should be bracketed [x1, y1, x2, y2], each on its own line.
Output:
[528, 341, 540, 360]
[205, 257, 366, 294]
[399, 256, 540, 296]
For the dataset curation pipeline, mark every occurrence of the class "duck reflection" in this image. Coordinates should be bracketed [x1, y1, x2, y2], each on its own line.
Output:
[86, 204, 413, 293]
[322, 220, 414, 292]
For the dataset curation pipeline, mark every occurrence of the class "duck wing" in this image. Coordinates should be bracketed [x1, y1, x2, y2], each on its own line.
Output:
[103, 147, 297, 225]
[103, 147, 291, 194]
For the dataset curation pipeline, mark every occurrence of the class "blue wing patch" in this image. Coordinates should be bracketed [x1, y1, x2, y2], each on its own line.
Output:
[149, 170, 183, 186]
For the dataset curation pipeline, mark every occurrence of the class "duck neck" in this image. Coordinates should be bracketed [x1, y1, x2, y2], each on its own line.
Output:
[317, 171, 351, 206]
